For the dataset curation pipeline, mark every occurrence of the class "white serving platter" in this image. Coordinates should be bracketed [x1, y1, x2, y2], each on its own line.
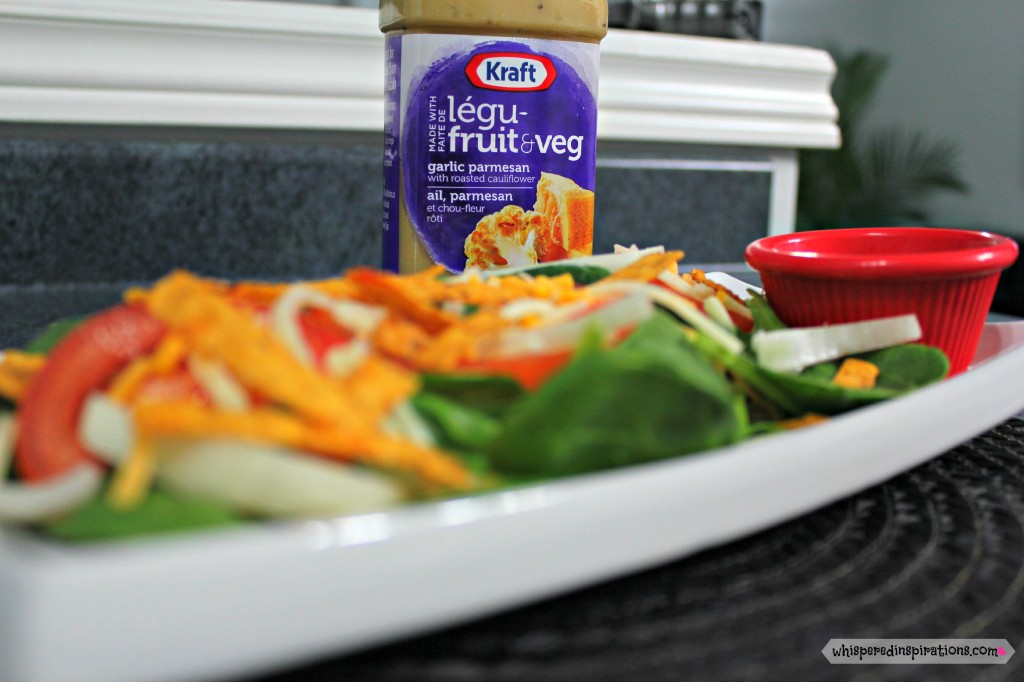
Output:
[3, 318, 1024, 682]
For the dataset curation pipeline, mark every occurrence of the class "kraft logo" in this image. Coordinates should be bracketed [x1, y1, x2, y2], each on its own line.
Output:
[465, 52, 557, 92]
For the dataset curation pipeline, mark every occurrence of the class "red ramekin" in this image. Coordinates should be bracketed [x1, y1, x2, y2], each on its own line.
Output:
[745, 227, 1019, 375]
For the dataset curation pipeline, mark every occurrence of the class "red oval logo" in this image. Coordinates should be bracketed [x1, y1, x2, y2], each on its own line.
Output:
[465, 52, 557, 92]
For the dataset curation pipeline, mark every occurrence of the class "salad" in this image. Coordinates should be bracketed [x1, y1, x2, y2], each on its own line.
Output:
[0, 247, 950, 541]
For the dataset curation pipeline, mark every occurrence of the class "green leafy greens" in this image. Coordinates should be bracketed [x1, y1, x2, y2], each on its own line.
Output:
[414, 313, 747, 479]
[43, 488, 240, 542]
[700, 294, 950, 416]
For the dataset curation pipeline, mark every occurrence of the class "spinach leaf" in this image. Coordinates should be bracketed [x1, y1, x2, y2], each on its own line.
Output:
[801, 361, 838, 382]
[732, 293, 950, 415]
[694, 332, 948, 416]
[24, 316, 86, 354]
[496, 263, 611, 284]
[419, 373, 526, 417]
[747, 293, 788, 332]
[860, 344, 950, 390]
[43, 488, 240, 542]
[487, 313, 746, 477]
[411, 392, 501, 453]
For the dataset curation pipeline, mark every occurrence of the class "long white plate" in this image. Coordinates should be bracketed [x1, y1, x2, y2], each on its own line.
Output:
[3, 320, 1024, 682]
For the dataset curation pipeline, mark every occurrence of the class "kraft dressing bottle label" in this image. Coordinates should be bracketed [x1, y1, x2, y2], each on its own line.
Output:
[383, 33, 600, 273]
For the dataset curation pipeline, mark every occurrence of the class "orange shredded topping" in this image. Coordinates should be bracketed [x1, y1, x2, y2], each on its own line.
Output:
[680, 268, 752, 321]
[0, 351, 46, 401]
[417, 311, 513, 371]
[123, 287, 150, 305]
[144, 271, 369, 429]
[107, 334, 188, 403]
[338, 356, 420, 424]
[132, 401, 471, 489]
[832, 358, 880, 390]
[442, 273, 585, 307]
[227, 277, 360, 308]
[371, 314, 435, 365]
[107, 436, 158, 509]
[778, 414, 829, 430]
[347, 268, 456, 334]
[602, 251, 684, 283]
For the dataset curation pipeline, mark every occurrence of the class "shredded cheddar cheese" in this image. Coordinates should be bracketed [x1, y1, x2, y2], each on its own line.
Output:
[444, 273, 585, 307]
[347, 268, 456, 334]
[371, 314, 435, 364]
[144, 272, 368, 430]
[417, 311, 513, 371]
[0, 351, 46, 401]
[107, 436, 158, 509]
[107, 334, 188, 403]
[227, 277, 360, 308]
[832, 358, 881, 390]
[338, 356, 420, 422]
[778, 414, 829, 430]
[132, 401, 471, 489]
[602, 251, 684, 283]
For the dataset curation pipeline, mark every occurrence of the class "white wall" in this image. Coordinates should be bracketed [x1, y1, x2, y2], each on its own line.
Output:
[762, 0, 1024, 237]
[762, 0, 885, 52]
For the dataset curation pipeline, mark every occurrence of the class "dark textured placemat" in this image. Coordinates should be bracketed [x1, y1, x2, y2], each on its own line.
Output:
[255, 419, 1024, 682]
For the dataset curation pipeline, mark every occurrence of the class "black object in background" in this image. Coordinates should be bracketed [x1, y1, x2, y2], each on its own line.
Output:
[992, 238, 1024, 317]
[608, 0, 763, 40]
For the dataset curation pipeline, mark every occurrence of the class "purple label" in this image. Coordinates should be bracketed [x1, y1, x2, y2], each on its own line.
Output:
[382, 36, 402, 272]
[393, 34, 599, 272]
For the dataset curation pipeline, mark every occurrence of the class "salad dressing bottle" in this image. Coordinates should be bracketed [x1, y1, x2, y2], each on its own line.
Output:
[380, 0, 609, 273]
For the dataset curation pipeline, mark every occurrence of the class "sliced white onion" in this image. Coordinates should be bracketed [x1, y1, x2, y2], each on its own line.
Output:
[79, 395, 405, 517]
[79, 393, 135, 465]
[382, 401, 437, 447]
[187, 355, 250, 411]
[656, 270, 710, 300]
[524, 296, 599, 327]
[270, 285, 386, 366]
[751, 314, 922, 373]
[155, 439, 405, 518]
[659, 271, 754, 322]
[322, 339, 371, 379]
[702, 296, 736, 332]
[589, 281, 745, 355]
[271, 286, 318, 365]
[487, 293, 655, 358]
[717, 292, 754, 321]
[0, 412, 102, 523]
[331, 299, 389, 336]
[0, 464, 102, 523]
[499, 298, 559, 322]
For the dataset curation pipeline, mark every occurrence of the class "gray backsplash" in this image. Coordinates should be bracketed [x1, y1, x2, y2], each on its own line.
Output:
[0, 131, 381, 285]
[0, 127, 774, 345]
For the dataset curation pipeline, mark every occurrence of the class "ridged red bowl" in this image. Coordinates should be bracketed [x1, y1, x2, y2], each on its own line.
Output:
[745, 228, 1019, 375]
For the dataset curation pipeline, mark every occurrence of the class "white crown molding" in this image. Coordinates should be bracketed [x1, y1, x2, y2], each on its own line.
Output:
[0, 0, 839, 149]
[600, 30, 839, 148]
